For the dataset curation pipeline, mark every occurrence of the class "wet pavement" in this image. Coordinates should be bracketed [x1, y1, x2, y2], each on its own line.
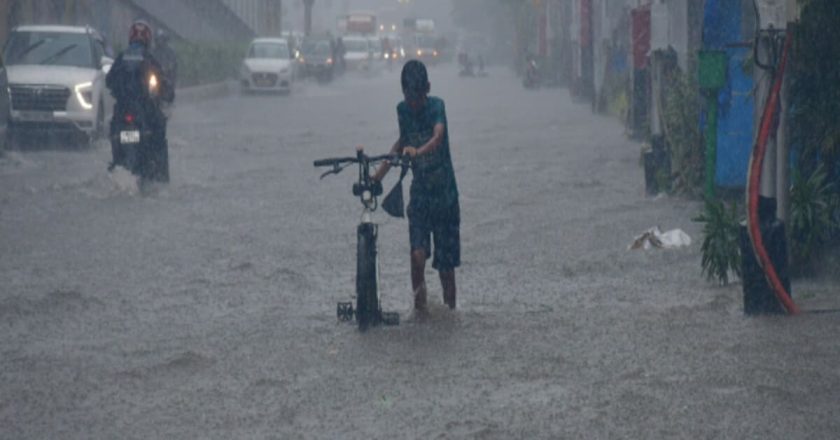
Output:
[1, 64, 839, 439]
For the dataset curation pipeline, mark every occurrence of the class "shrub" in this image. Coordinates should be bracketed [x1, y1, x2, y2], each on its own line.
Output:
[662, 69, 704, 196]
[790, 164, 840, 268]
[694, 198, 742, 285]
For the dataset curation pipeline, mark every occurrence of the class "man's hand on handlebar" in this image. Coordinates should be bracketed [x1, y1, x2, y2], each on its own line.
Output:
[402, 146, 418, 158]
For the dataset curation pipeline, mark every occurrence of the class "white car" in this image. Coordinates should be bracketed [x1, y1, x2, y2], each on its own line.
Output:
[341, 36, 372, 71]
[240, 38, 295, 94]
[3, 25, 112, 145]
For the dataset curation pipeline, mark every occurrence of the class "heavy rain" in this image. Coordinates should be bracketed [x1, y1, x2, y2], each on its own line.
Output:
[1, 0, 839, 438]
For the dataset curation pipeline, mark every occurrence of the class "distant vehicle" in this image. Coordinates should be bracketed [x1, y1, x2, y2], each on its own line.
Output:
[381, 35, 404, 62]
[412, 34, 440, 65]
[342, 36, 372, 71]
[240, 38, 295, 94]
[2, 25, 112, 147]
[0, 53, 9, 150]
[299, 37, 335, 83]
[345, 13, 377, 35]
[367, 36, 383, 61]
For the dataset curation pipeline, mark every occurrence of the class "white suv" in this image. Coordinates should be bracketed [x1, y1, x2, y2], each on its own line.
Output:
[3, 25, 112, 145]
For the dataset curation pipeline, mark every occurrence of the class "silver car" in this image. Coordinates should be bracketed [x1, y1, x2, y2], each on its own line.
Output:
[3, 25, 112, 146]
[240, 38, 296, 94]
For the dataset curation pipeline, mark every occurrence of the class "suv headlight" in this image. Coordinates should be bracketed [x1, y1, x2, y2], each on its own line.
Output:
[74, 82, 94, 110]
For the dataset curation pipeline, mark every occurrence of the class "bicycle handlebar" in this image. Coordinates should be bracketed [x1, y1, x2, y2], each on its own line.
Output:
[313, 153, 408, 168]
[313, 157, 357, 167]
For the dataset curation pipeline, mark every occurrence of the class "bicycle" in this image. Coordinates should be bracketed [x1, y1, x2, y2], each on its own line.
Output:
[314, 148, 411, 331]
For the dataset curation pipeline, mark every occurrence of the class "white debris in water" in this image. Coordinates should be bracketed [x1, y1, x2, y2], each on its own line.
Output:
[629, 226, 692, 250]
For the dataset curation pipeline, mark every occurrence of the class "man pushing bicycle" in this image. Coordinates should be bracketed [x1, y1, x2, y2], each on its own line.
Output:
[372, 60, 461, 312]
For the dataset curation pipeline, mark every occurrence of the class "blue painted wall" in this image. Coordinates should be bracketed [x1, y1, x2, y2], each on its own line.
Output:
[703, 0, 755, 188]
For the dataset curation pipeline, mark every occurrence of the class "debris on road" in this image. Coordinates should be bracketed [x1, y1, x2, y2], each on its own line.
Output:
[629, 226, 692, 250]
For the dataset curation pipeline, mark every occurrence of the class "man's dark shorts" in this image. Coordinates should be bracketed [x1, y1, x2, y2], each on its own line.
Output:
[407, 195, 460, 271]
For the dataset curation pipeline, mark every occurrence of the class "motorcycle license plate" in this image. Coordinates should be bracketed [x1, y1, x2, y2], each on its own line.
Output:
[120, 130, 140, 144]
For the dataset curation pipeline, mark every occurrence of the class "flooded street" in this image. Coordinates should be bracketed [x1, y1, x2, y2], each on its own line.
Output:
[2, 66, 839, 439]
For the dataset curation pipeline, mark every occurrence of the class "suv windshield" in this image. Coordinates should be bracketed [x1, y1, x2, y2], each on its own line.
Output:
[3, 31, 95, 68]
[248, 42, 289, 59]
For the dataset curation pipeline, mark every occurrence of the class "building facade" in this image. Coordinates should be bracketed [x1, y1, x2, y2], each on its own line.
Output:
[221, 0, 283, 37]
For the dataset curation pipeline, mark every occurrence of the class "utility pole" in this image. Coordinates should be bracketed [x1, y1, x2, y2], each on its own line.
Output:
[267, 0, 282, 35]
[303, 0, 314, 36]
[754, 0, 788, 222]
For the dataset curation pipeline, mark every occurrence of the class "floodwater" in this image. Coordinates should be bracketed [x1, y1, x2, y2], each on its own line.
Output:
[1, 63, 839, 439]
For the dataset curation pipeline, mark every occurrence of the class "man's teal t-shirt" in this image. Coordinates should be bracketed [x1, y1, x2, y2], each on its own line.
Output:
[397, 96, 459, 205]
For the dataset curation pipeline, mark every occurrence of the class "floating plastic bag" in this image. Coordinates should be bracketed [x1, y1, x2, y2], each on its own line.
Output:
[629, 226, 692, 250]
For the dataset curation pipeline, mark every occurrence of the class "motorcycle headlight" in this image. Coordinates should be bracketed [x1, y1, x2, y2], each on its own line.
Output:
[74, 82, 94, 110]
[149, 74, 159, 94]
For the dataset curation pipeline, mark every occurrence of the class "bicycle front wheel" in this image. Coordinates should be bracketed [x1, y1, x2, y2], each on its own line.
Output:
[356, 223, 378, 331]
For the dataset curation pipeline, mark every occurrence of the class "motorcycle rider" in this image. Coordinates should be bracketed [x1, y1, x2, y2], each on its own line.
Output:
[106, 20, 174, 179]
[523, 52, 540, 88]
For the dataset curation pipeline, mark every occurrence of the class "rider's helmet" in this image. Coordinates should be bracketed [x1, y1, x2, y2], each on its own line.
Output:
[129, 19, 153, 48]
[401, 60, 430, 100]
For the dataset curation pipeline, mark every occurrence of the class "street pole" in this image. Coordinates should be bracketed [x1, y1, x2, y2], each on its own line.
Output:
[303, 0, 314, 36]
[754, 0, 787, 220]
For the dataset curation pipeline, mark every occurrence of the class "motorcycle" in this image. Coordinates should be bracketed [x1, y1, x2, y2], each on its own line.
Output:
[523, 58, 540, 89]
[110, 71, 170, 183]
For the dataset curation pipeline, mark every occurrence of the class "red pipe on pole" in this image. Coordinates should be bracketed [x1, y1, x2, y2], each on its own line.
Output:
[746, 30, 800, 315]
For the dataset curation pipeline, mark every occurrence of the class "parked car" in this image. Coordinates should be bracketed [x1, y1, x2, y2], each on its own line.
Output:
[2, 25, 112, 146]
[0, 54, 10, 151]
[342, 36, 372, 71]
[240, 38, 296, 94]
[299, 37, 335, 83]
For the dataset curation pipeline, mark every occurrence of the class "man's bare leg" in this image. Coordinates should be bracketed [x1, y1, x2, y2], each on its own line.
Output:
[411, 249, 427, 310]
[440, 270, 456, 309]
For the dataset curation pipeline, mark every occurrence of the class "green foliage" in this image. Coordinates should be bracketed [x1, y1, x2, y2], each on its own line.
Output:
[790, 165, 840, 266]
[788, 0, 840, 268]
[694, 198, 742, 285]
[662, 70, 704, 196]
[172, 41, 247, 87]
[791, 0, 840, 171]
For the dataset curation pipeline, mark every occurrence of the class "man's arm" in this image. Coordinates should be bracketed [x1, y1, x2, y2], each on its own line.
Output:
[372, 138, 402, 182]
[404, 122, 444, 158]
